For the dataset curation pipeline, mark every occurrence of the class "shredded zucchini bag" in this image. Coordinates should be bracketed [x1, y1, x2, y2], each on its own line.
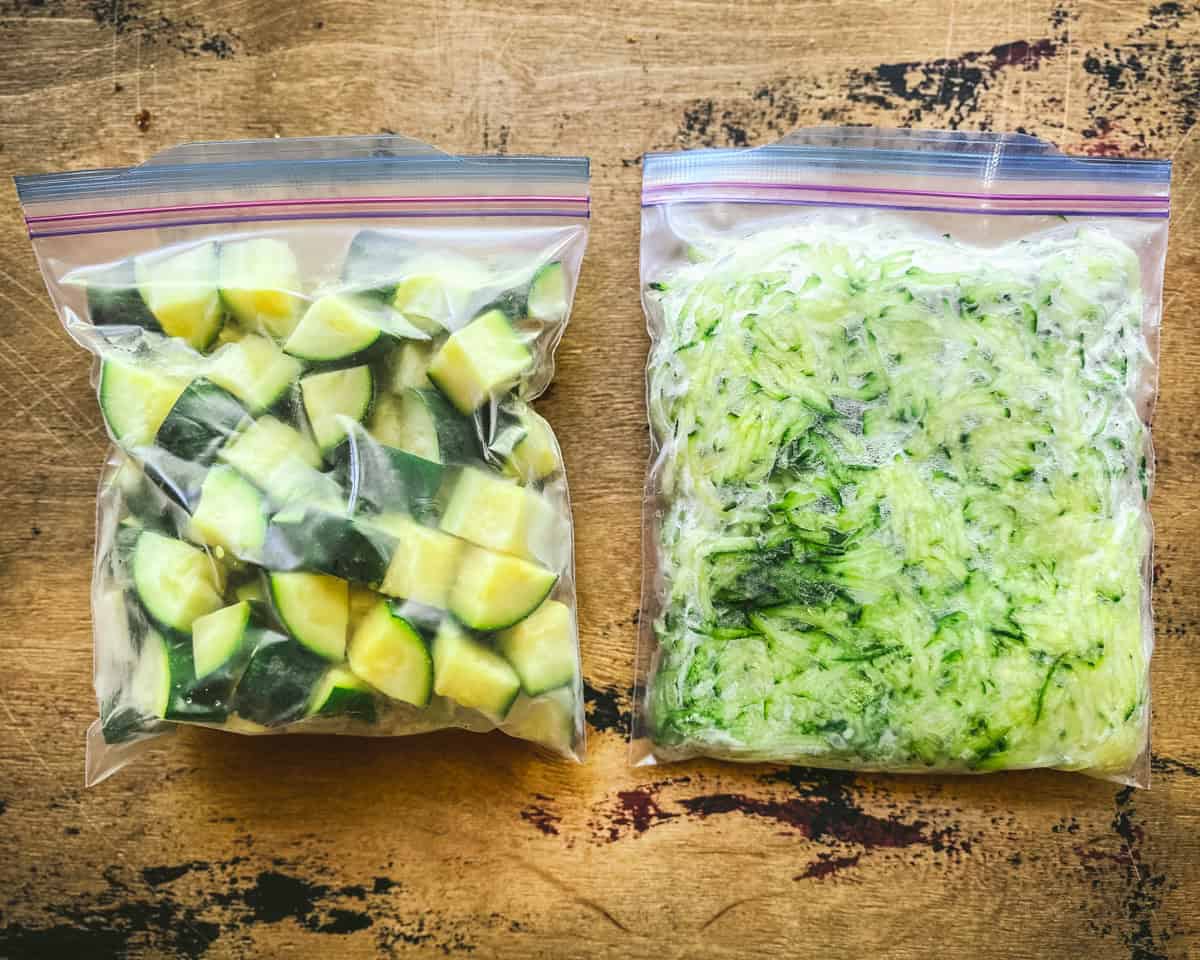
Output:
[637, 130, 1170, 783]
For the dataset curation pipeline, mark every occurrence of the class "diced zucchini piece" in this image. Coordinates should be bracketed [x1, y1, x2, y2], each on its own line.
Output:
[137, 447, 210, 513]
[261, 507, 392, 585]
[341, 229, 419, 298]
[130, 628, 172, 719]
[308, 665, 377, 721]
[98, 361, 189, 448]
[155, 379, 249, 464]
[427, 309, 532, 413]
[191, 600, 252, 678]
[269, 571, 348, 661]
[207, 334, 303, 414]
[448, 546, 558, 632]
[190, 465, 268, 558]
[390, 254, 492, 332]
[439, 468, 558, 563]
[134, 242, 223, 350]
[375, 514, 466, 609]
[432, 619, 520, 720]
[232, 632, 327, 726]
[347, 601, 433, 707]
[503, 687, 578, 753]
[80, 258, 159, 330]
[218, 416, 340, 506]
[283, 295, 383, 362]
[502, 408, 560, 481]
[372, 388, 480, 464]
[300, 365, 374, 456]
[218, 238, 304, 337]
[384, 340, 435, 392]
[526, 261, 568, 324]
[341, 436, 444, 521]
[496, 599, 576, 696]
[133, 531, 224, 633]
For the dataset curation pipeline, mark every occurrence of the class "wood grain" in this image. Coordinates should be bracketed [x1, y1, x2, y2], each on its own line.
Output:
[1, 0, 1198, 957]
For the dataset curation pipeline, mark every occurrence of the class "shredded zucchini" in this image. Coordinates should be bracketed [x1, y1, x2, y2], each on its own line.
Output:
[645, 223, 1150, 775]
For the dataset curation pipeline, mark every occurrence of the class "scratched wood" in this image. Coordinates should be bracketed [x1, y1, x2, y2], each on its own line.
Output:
[0, 0, 1197, 957]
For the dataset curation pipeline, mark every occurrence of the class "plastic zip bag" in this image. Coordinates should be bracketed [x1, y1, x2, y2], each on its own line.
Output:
[16, 135, 590, 784]
[635, 128, 1169, 784]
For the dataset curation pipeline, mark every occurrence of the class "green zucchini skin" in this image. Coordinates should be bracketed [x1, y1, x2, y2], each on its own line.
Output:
[86, 259, 160, 330]
[339, 441, 445, 523]
[155, 379, 249, 465]
[315, 684, 378, 723]
[341, 229, 417, 300]
[260, 507, 394, 586]
[231, 632, 328, 727]
[138, 449, 210, 513]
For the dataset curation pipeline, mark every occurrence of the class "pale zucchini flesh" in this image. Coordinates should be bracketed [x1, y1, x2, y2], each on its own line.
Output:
[347, 601, 432, 706]
[427, 309, 532, 413]
[269, 572, 349, 661]
[496, 599, 576, 696]
[218, 237, 304, 337]
[134, 242, 223, 350]
[133, 531, 224, 633]
[448, 546, 557, 632]
[432, 619, 520, 720]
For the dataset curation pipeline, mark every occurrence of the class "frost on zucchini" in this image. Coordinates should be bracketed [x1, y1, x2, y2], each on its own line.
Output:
[645, 224, 1151, 776]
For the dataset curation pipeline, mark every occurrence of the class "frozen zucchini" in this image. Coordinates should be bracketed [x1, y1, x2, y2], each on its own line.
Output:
[646, 224, 1150, 772]
[260, 507, 392, 585]
[207, 334, 302, 415]
[375, 514, 465, 609]
[191, 601, 254, 679]
[232, 633, 328, 726]
[155, 379, 249, 464]
[134, 242, 223, 350]
[132, 531, 224, 633]
[369, 388, 480, 465]
[80, 258, 160, 330]
[389, 253, 492, 332]
[269, 571, 349, 661]
[427, 308, 532, 413]
[190, 465, 269, 558]
[500, 406, 560, 481]
[448, 546, 557, 632]
[341, 433, 444, 521]
[496, 599, 575, 696]
[503, 687, 577, 753]
[218, 237, 304, 338]
[218, 416, 341, 507]
[300, 365, 374, 456]
[432, 619, 520, 721]
[383, 340, 435, 392]
[284, 294, 384, 362]
[98, 361, 190, 448]
[308, 665, 377, 722]
[526, 261, 568, 324]
[347, 600, 432, 706]
[439, 467, 558, 564]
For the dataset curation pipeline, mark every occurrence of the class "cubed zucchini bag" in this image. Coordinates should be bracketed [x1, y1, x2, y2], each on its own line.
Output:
[636, 129, 1170, 784]
[16, 135, 590, 784]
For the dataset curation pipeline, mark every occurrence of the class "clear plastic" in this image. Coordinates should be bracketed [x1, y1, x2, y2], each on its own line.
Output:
[634, 128, 1170, 785]
[16, 135, 590, 784]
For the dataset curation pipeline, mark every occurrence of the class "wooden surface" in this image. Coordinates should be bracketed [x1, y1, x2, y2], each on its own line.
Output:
[1, 1, 1198, 957]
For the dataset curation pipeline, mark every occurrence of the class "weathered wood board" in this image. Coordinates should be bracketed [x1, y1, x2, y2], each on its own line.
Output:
[0, 0, 1197, 956]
